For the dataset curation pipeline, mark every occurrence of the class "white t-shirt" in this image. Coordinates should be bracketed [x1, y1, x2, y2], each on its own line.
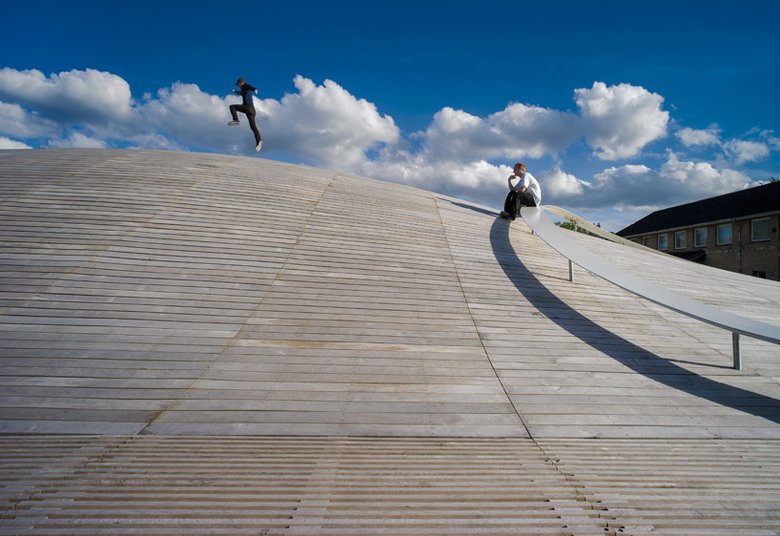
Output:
[512, 171, 542, 205]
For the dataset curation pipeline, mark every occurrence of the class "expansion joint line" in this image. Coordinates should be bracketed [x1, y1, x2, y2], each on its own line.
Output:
[529, 439, 620, 535]
[432, 197, 533, 438]
[433, 198, 617, 534]
[136, 171, 339, 436]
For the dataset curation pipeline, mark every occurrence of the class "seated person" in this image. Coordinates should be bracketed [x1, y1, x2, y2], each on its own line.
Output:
[500, 162, 541, 220]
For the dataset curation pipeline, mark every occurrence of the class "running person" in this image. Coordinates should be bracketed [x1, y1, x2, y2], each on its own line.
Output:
[228, 78, 262, 151]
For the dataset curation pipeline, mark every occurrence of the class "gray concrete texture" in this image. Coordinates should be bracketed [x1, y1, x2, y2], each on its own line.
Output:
[1, 149, 779, 534]
[1, 148, 779, 439]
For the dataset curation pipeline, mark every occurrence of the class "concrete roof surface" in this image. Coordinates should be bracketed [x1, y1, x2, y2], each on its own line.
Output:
[1, 149, 778, 534]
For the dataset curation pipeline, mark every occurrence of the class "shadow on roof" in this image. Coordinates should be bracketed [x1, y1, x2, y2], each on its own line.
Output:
[445, 200, 500, 218]
[490, 217, 780, 425]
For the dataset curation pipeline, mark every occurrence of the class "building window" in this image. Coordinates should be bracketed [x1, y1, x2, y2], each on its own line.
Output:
[752, 270, 767, 279]
[658, 233, 668, 251]
[642, 236, 653, 247]
[716, 223, 732, 245]
[751, 217, 771, 242]
[694, 227, 708, 247]
[674, 230, 687, 249]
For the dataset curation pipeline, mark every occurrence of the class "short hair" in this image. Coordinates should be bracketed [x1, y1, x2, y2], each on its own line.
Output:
[514, 162, 526, 170]
[236, 78, 246, 85]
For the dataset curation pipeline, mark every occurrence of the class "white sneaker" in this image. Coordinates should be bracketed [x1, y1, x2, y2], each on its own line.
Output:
[227, 120, 239, 126]
[255, 140, 262, 152]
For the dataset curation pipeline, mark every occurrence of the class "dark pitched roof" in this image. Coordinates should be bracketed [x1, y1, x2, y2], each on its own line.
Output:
[617, 181, 780, 237]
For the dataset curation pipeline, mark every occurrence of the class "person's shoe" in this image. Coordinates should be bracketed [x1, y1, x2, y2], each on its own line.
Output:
[227, 120, 239, 126]
[255, 140, 263, 152]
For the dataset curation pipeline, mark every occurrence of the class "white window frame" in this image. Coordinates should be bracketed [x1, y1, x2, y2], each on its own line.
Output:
[657, 233, 668, 251]
[751, 217, 771, 242]
[674, 230, 687, 250]
[716, 223, 732, 245]
[694, 227, 708, 248]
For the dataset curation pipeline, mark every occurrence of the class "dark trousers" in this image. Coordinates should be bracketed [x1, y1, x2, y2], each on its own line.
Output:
[503, 190, 536, 219]
[230, 104, 262, 145]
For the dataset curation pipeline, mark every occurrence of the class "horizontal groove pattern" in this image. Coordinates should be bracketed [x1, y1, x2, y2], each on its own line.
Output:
[1, 436, 603, 535]
[2, 436, 779, 534]
[541, 438, 780, 535]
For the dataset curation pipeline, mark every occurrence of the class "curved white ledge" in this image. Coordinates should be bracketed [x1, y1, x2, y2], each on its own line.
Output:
[521, 205, 780, 369]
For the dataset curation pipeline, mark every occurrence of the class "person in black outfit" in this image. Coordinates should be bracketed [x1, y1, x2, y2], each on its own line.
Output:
[228, 78, 262, 151]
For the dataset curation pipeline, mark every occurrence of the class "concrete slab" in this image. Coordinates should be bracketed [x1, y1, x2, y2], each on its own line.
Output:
[1, 148, 779, 533]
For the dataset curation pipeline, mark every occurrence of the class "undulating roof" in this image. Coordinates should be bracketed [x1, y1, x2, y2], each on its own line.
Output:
[1, 149, 779, 534]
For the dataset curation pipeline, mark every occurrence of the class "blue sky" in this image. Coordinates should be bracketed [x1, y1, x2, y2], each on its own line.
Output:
[1, 0, 778, 231]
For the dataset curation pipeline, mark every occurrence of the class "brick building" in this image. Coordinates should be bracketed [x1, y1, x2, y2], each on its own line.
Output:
[617, 181, 780, 281]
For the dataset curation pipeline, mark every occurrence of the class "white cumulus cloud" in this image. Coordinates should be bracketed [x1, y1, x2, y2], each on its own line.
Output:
[48, 131, 108, 149]
[575, 82, 669, 160]
[358, 150, 511, 206]
[660, 152, 751, 194]
[541, 167, 587, 199]
[546, 154, 751, 211]
[422, 103, 579, 161]
[0, 101, 58, 138]
[260, 75, 400, 168]
[0, 136, 32, 149]
[723, 139, 770, 164]
[0, 68, 133, 123]
[0, 69, 402, 162]
[676, 126, 721, 147]
[137, 82, 237, 151]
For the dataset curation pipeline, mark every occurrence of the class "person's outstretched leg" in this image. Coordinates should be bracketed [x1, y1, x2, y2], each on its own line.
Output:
[247, 110, 262, 151]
